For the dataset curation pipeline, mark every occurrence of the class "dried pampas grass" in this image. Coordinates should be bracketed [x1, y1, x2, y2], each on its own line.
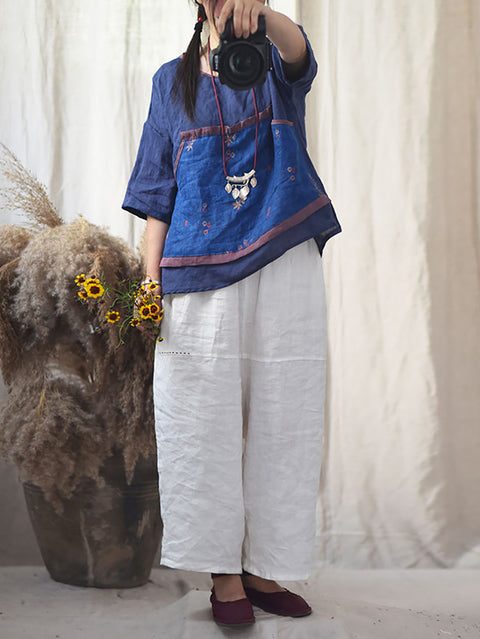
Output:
[0, 145, 155, 514]
[0, 224, 33, 267]
[0, 143, 62, 229]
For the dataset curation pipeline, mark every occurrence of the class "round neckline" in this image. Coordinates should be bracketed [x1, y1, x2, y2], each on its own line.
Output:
[178, 51, 219, 78]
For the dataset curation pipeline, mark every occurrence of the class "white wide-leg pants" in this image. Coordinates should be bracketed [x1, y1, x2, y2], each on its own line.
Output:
[153, 237, 327, 580]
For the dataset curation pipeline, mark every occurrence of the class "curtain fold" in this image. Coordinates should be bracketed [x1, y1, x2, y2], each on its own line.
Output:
[305, 0, 480, 568]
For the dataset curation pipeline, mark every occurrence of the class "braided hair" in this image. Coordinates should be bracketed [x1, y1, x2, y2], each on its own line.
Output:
[172, 1, 208, 122]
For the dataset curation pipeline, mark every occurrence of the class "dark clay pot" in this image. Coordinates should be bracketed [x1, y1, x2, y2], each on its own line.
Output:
[23, 451, 162, 588]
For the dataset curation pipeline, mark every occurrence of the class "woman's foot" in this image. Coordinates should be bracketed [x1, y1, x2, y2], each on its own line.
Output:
[241, 570, 312, 617]
[210, 574, 247, 602]
[241, 570, 287, 593]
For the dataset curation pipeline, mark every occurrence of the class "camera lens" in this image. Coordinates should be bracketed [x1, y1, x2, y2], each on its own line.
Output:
[225, 43, 263, 89]
[230, 52, 253, 74]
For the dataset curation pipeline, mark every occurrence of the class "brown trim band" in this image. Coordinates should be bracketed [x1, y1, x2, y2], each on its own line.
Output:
[179, 105, 273, 141]
[159, 194, 331, 267]
[173, 138, 186, 178]
[271, 119, 294, 126]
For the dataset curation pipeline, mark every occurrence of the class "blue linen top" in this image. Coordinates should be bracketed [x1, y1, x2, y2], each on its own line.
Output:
[122, 26, 342, 294]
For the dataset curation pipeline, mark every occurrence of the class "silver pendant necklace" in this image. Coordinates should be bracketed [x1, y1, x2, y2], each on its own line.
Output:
[225, 169, 258, 200]
[207, 38, 259, 205]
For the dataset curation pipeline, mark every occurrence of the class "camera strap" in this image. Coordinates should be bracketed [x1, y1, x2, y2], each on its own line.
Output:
[207, 37, 259, 205]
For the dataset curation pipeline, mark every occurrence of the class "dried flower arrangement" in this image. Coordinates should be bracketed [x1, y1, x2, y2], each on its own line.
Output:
[0, 144, 157, 514]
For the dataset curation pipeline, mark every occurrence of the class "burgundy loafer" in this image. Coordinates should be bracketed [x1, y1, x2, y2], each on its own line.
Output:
[210, 586, 256, 627]
[241, 571, 312, 618]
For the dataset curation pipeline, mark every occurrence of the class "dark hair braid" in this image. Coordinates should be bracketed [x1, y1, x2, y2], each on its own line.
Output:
[172, 2, 208, 122]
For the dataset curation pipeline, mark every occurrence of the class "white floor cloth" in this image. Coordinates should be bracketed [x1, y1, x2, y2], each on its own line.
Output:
[2, 566, 480, 639]
[153, 238, 327, 580]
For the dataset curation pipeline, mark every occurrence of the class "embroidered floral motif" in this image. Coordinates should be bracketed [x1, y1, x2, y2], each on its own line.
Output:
[202, 219, 211, 235]
[226, 149, 236, 162]
[233, 199, 244, 211]
[225, 133, 237, 147]
[202, 202, 208, 213]
[236, 238, 253, 250]
[186, 138, 196, 151]
[275, 129, 280, 139]
[287, 166, 296, 181]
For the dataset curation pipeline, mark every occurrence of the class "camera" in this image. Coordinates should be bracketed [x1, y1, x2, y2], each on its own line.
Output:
[209, 15, 272, 91]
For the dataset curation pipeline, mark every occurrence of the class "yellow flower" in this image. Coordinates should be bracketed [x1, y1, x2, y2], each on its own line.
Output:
[85, 282, 105, 298]
[150, 307, 164, 323]
[77, 289, 88, 300]
[130, 317, 141, 327]
[147, 282, 158, 291]
[75, 273, 86, 286]
[139, 305, 151, 319]
[106, 310, 120, 323]
[148, 303, 160, 315]
[85, 277, 101, 286]
[157, 337, 165, 342]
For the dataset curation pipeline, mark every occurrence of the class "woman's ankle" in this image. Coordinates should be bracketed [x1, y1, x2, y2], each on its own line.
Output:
[211, 573, 246, 601]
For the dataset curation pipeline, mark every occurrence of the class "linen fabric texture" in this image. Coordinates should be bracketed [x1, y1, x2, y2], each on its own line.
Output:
[122, 26, 342, 293]
[153, 238, 327, 579]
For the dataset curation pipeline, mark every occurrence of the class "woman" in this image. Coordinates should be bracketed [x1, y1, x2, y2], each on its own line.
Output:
[122, 0, 341, 627]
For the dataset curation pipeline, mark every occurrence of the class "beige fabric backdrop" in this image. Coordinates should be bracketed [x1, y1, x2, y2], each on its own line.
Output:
[306, 0, 480, 568]
[1, 0, 479, 568]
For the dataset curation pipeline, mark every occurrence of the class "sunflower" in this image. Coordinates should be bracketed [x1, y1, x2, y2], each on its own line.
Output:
[77, 289, 88, 300]
[130, 317, 141, 327]
[75, 273, 86, 286]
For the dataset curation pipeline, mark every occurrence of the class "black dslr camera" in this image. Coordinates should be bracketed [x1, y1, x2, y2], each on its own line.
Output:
[209, 15, 272, 91]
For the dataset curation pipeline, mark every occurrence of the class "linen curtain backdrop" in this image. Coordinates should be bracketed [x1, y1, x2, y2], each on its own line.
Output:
[0, 0, 479, 568]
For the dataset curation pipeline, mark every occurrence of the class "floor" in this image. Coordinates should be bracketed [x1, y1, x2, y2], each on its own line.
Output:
[1, 565, 479, 638]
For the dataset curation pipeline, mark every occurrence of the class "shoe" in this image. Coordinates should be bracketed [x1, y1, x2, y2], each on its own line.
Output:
[210, 586, 255, 627]
[241, 570, 312, 617]
[209, 584, 256, 627]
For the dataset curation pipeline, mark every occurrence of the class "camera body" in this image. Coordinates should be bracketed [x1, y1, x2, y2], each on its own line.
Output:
[209, 15, 272, 91]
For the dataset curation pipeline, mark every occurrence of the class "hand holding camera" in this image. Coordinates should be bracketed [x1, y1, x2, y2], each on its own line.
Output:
[210, 0, 272, 90]
[215, 0, 270, 40]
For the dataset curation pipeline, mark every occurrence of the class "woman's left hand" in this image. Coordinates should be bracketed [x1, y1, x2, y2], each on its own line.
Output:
[215, 0, 270, 40]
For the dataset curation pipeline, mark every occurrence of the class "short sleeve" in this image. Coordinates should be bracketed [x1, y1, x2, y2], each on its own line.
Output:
[122, 72, 177, 225]
[270, 25, 318, 96]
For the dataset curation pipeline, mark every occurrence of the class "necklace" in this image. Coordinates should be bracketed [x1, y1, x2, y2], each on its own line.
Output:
[207, 38, 259, 204]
